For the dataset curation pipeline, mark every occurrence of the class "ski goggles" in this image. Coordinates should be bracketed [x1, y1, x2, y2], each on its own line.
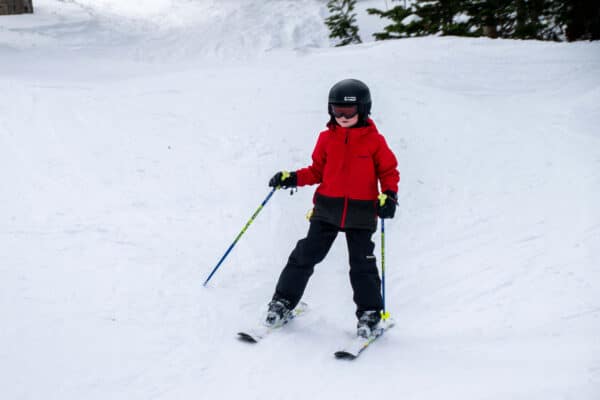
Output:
[330, 104, 359, 119]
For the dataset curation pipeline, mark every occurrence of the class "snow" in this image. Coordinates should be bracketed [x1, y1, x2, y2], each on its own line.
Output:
[402, 13, 423, 25]
[453, 12, 470, 24]
[1, 1, 600, 399]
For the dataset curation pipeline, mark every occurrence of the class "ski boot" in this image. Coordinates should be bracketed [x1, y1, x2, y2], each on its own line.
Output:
[265, 298, 293, 327]
[356, 310, 382, 338]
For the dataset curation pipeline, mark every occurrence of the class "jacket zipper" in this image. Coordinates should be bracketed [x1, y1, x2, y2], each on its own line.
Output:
[340, 129, 350, 229]
[340, 197, 349, 229]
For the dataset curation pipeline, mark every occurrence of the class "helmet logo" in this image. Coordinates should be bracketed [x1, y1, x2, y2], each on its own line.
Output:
[344, 96, 357, 102]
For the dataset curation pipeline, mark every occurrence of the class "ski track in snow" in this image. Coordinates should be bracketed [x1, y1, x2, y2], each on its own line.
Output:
[1, 1, 600, 399]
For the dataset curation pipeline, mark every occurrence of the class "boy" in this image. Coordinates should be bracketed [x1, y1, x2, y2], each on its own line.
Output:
[267, 79, 399, 338]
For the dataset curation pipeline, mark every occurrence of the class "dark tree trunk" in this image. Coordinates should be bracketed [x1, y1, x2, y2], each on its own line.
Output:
[565, 0, 600, 41]
[483, 25, 498, 38]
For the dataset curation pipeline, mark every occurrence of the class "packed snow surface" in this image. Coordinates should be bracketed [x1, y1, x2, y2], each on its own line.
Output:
[1, 1, 599, 399]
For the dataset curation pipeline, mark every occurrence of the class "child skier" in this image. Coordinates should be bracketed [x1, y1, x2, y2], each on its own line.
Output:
[267, 79, 399, 338]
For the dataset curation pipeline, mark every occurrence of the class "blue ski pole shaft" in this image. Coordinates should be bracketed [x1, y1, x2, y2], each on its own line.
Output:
[203, 188, 277, 287]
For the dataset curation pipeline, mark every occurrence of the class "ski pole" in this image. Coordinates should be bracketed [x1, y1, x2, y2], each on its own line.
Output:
[380, 218, 390, 321]
[203, 187, 277, 287]
[378, 193, 391, 321]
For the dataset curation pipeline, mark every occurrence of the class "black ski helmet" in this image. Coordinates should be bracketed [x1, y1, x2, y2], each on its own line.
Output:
[328, 79, 372, 119]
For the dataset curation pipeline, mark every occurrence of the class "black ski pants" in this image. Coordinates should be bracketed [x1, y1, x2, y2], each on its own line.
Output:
[273, 220, 383, 317]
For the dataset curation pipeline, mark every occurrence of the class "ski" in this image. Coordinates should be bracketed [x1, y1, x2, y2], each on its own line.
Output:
[334, 318, 395, 360]
[237, 301, 308, 343]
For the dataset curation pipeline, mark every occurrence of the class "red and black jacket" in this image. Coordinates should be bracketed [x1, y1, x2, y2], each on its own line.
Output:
[296, 119, 399, 231]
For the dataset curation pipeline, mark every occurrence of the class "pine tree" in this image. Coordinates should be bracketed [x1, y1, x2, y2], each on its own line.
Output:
[325, 0, 362, 46]
[553, 0, 600, 41]
[367, 0, 599, 41]
[463, 0, 515, 38]
[416, 0, 471, 36]
[368, 0, 473, 39]
[513, 0, 548, 39]
[367, 4, 417, 39]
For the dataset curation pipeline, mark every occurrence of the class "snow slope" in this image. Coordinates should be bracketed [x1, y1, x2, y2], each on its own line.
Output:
[1, 1, 599, 399]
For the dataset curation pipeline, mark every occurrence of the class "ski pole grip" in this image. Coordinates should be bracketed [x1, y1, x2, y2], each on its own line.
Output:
[378, 193, 388, 207]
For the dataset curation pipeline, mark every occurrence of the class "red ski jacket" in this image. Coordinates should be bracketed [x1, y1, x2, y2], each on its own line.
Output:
[296, 119, 399, 230]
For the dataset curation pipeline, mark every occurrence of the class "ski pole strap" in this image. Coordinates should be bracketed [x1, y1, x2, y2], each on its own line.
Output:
[203, 187, 277, 287]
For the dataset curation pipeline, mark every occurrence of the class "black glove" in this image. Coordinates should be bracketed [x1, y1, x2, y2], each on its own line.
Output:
[377, 190, 397, 219]
[269, 171, 297, 189]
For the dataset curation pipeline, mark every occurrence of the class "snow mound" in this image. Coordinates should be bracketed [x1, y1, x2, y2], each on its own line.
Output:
[0, 0, 331, 60]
